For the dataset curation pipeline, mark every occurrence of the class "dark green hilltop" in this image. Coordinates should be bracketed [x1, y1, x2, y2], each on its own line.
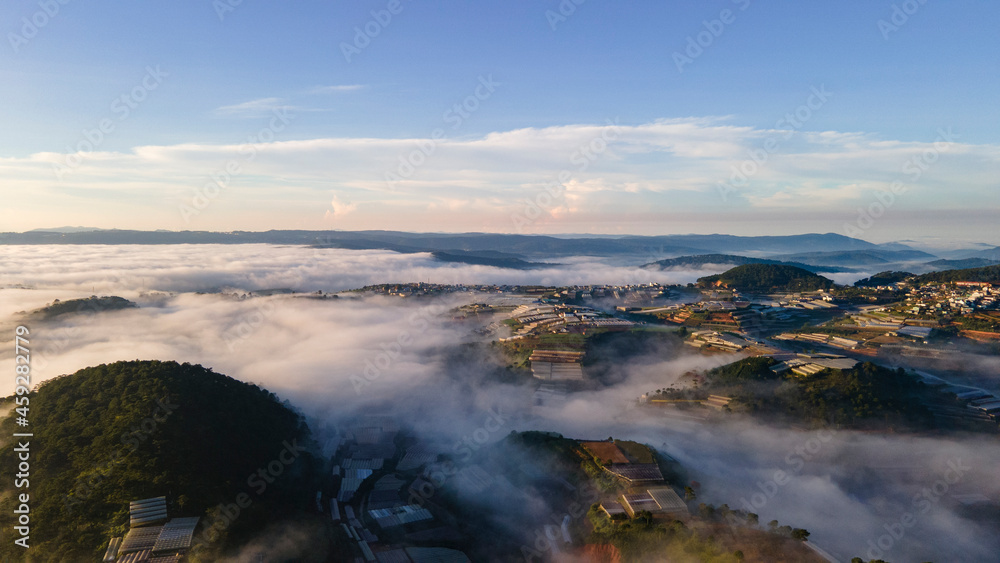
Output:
[0, 361, 320, 563]
[697, 264, 834, 292]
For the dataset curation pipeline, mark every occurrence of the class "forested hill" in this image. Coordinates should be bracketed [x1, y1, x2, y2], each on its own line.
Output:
[642, 254, 848, 273]
[24, 295, 137, 320]
[913, 264, 1000, 284]
[0, 361, 319, 562]
[697, 264, 834, 292]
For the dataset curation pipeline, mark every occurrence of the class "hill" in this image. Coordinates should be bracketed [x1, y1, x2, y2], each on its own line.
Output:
[652, 358, 973, 431]
[697, 264, 834, 292]
[771, 249, 936, 267]
[853, 271, 914, 287]
[430, 250, 553, 269]
[926, 258, 1000, 270]
[913, 264, 1000, 284]
[0, 360, 319, 562]
[642, 254, 850, 273]
[963, 246, 1000, 262]
[24, 296, 137, 320]
[496, 432, 823, 562]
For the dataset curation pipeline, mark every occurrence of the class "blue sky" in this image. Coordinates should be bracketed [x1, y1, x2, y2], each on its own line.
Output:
[1, 0, 998, 242]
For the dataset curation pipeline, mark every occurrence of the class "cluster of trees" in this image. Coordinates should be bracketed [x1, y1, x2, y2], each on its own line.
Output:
[853, 271, 914, 287]
[643, 254, 844, 274]
[697, 504, 810, 542]
[831, 286, 908, 304]
[28, 295, 137, 320]
[698, 264, 834, 292]
[0, 360, 319, 561]
[653, 357, 946, 430]
[587, 501, 820, 562]
[707, 357, 780, 383]
[955, 314, 1000, 333]
[738, 362, 938, 428]
[914, 264, 1000, 284]
[734, 361, 938, 429]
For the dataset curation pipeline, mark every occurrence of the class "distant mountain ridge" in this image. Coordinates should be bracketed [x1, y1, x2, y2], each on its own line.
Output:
[770, 249, 937, 267]
[642, 254, 852, 273]
[1, 229, 890, 258]
[965, 246, 1000, 261]
[430, 250, 554, 269]
[926, 258, 1000, 270]
[26, 226, 100, 233]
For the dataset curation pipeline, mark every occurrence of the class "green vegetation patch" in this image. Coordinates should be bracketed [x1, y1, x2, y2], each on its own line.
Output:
[0, 360, 318, 562]
[614, 440, 655, 464]
[956, 314, 1000, 333]
[708, 357, 780, 383]
[698, 264, 833, 292]
[587, 503, 822, 563]
[913, 264, 1000, 284]
[735, 362, 940, 429]
[28, 295, 138, 320]
[853, 271, 914, 287]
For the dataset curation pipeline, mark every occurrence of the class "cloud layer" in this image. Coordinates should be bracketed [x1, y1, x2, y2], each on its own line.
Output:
[3, 245, 998, 561]
[0, 244, 717, 294]
[5, 118, 999, 241]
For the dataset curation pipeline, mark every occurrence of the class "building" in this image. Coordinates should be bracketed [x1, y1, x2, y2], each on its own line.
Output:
[620, 487, 689, 518]
[606, 464, 664, 485]
[529, 349, 585, 380]
[103, 497, 200, 563]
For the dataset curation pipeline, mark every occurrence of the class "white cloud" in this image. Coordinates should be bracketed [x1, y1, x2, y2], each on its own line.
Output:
[212, 97, 291, 118]
[2, 119, 998, 238]
[324, 195, 358, 220]
[307, 84, 365, 94]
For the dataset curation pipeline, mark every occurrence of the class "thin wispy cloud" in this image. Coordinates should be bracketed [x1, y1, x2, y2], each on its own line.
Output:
[307, 84, 365, 94]
[212, 97, 292, 118]
[6, 119, 999, 240]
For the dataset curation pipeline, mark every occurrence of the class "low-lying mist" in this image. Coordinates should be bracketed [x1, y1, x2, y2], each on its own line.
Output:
[2, 245, 997, 561]
[0, 244, 720, 293]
